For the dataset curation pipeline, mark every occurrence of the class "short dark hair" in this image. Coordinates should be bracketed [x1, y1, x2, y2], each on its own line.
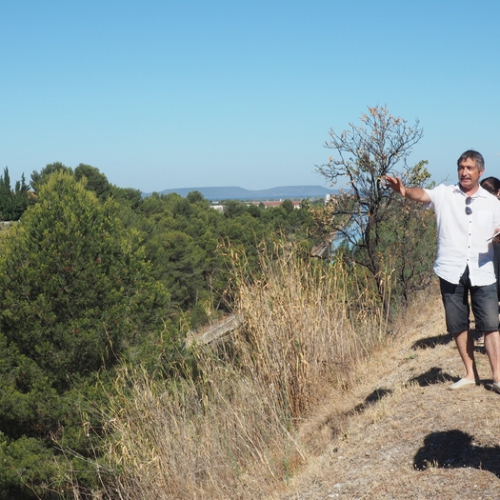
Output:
[457, 150, 485, 172]
[481, 176, 500, 195]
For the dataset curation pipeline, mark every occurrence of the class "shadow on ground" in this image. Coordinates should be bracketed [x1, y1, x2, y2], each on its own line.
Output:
[474, 343, 486, 355]
[311, 388, 395, 446]
[408, 367, 455, 387]
[412, 333, 452, 350]
[347, 388, 393, 416]
[414, 430, 500, 478]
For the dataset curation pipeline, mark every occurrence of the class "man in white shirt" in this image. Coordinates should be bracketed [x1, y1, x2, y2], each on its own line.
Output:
[386, 150, 500, 393]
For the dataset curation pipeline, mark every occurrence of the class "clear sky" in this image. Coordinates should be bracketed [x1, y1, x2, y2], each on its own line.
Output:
[1, 0, 500, 193]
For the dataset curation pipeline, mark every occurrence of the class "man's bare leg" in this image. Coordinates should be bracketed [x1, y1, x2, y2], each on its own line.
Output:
[454, 330, 479, 380]
[484, 330, 500, 383]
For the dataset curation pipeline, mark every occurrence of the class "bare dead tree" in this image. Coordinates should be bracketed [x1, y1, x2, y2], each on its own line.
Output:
[316, 105, 429, 316]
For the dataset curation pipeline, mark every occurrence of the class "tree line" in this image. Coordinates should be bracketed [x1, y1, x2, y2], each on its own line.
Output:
[0, 167, 30, 221]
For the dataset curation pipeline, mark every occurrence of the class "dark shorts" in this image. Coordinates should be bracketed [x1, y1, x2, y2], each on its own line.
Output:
[439, 267, 499, 335]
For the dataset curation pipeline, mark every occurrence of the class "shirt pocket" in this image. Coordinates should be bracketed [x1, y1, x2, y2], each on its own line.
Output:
[477, 209, 493, 228]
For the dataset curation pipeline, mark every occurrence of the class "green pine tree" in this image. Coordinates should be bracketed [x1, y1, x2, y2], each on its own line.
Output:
[0, 171, 170, 498]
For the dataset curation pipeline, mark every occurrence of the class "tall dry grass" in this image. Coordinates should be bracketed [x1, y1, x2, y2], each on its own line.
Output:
[230, 245, 389, 418]
[92, 246, 390, 499]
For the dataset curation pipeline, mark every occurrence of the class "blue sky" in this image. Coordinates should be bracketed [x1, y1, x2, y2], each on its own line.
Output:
[1, 0, 500, 192]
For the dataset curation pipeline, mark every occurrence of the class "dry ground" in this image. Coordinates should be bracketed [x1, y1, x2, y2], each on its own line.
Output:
[269, 290, 500, 500]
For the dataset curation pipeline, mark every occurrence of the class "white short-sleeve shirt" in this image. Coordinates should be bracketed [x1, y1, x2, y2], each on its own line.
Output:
[424, 183, 500, 286]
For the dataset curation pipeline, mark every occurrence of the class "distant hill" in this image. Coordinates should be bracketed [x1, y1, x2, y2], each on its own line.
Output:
[143, 185, 333, 201]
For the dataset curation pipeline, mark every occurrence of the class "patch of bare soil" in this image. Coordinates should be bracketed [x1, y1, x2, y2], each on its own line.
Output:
[270, 290, 500, 500]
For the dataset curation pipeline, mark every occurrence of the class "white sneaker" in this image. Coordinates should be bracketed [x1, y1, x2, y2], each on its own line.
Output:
[449, 378, 479, 390]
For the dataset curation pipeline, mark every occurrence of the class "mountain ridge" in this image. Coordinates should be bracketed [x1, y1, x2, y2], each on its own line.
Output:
[143, 185, 333, 201]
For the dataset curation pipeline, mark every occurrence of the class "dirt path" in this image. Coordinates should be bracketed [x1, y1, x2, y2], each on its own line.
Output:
[271, 293, 500, 500]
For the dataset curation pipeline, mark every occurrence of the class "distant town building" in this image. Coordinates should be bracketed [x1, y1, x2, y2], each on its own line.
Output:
[210, 199, 304, 211]
[249, 200, 301, 209]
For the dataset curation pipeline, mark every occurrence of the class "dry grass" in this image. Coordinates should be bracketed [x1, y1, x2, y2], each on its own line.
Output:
[237, 247, 393, 416]
[90, 246, 391, 499]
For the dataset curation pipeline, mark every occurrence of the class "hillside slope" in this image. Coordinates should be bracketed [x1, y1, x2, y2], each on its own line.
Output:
[270, 291, 500, 500]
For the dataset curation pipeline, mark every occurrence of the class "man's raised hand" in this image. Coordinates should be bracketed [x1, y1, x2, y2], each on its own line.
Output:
[384, 175, 406, 197]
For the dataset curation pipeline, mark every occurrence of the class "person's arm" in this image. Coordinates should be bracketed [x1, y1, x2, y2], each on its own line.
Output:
[384, 175, 431, 203]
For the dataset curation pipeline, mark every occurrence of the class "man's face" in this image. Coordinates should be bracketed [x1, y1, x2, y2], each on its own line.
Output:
[458, 158, 482, 190]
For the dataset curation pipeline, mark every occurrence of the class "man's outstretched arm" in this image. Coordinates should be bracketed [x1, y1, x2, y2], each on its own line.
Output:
[385, 175, 431, 203]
